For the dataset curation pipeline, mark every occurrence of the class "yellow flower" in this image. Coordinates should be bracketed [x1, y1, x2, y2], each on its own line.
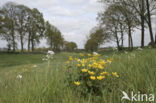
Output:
[81, 69, 88, 72]
[100, 72, 109, 75]
[88, 71, 95, 75]
[97, 76, 105, 80]
[99, 60, 107, 65]
[77, 64, 81, 67]
[90, 76, 96, 80]
[82, 59, 87, 64]
[88, 53, 91, 57]
[82, 63, 85, 67]
[80, 53, 84, 57]
[66, 61, 70, 64]
[88, 64, 92, 68]
[107, 58, 113, 63]
[93, 62, 98, 68]
[112, 72, 119, 77]
[74, 81, 80, 86]
[69, 56, 73, 61]
[98, 64, 104, 69]
[75, 58, 80, 62]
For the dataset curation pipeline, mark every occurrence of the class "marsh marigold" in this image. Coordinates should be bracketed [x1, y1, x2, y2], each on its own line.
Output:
[74, 81, 80, 86]
[90, 76, 96, 80]
[97, 76, 105, 80]
[112, 72, 119, 77]
[81, 69, 88, 72]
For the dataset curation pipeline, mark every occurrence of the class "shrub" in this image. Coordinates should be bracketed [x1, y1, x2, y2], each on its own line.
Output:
[64, 53, 120, 96]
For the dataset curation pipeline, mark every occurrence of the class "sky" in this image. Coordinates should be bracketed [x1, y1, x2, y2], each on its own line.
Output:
[0, 0, 156, 49]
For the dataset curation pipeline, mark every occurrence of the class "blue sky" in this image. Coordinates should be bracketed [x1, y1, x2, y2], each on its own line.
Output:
[0, 0, 156, 49]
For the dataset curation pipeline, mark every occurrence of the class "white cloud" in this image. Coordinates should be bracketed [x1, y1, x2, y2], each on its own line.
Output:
[65, 0, 86, 5]
[48, 6, 71, 16]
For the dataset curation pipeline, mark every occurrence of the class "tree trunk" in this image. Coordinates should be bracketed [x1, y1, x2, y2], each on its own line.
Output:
[141, 0, 145, 48]
[120, 23, 124, 48]
[130, 33, 133, 50]
[128, 25, 133, 50]
[11, 29, 16, 52]
[146, 0, 154, 47]
[28, 32, 31, 52]
[31, 39, 34, 52]
[155, 33, 156, 45]
[20, 34, 24, 53]
[115, 29, 120, 50]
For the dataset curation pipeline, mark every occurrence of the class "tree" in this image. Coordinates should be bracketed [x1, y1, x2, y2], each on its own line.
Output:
[16, 5, 30, 53]
[64, 42, 77, 52]
[100, 0, 156, 48]
[146, 0, 155, 47]
[98, 2, 140, 50]
[45, 21, 64, 52]
[0, 16, 14, 51]
[2, 2, 18, 52]
[28, 8, 45, 52]
[85, 38, 98, 52]
[123, 0, 146, 48]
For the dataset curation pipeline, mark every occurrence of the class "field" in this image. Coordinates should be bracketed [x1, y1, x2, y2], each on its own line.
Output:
[0, 49, 156, 103]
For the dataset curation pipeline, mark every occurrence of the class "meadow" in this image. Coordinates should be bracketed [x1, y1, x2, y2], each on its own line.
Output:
[0, 48, 156, 103]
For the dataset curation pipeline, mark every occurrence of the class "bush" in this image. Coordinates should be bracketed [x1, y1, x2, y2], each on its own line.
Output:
[64, 53, 120, 96]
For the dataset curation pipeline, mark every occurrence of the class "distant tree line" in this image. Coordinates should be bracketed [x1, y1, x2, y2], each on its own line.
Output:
[0, 2, 77, 53]
[85, 0, 156, 51]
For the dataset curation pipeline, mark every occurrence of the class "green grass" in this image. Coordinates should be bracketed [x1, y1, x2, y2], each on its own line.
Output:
[0, 49, 156, 103]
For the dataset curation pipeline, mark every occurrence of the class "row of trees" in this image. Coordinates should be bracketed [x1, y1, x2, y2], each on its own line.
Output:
[85, 0, 156, 51]
[0, 2, 77, 52]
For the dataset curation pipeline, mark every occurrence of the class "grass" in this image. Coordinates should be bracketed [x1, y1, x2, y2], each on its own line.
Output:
[0, 48, 156, 103]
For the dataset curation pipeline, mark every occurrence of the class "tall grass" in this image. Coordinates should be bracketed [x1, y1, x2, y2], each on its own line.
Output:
[0, 49, 155, 103]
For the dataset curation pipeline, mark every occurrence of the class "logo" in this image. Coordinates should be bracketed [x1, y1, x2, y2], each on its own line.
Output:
[121, 91, 155, 102]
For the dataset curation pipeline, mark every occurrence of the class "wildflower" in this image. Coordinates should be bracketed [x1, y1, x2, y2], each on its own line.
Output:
[80, 53, 84, 57]
[112, 72, 119, 77]
[33, 64, 37, 68]
[75, 58, 80, 62]
[90, 76, 96, 80]
[82, 63, 85, 67]
[81, 69, 88, 73]
[97, 76, 105, 80]
[48, 50, 55, 55]
[107, 58, 113, 63]
[74, 81, 80, 86]
[93, 52, 98, 55]
[88, 53, 91, 57]
[16, 75, 22, 79]
[99, 60, 107, 65]
[93, 62, 98, 68]
[88, 64, 92, 68]
[137, 47, 143, 51]
[88, 71, 95, 75]
[124, 51, 128, 54]
[66, 61, 70, 64]
[69, 56, 73, 61]
[98, 64, 104, 69]
[100, 72, 109, 75]
[77, 64, 81, 67]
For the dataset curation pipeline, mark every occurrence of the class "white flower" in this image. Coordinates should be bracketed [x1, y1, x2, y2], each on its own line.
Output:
[17, 75, 22, 79]
[137, 47, 143, 51]
[34, 65, 37, 68]
[48, 50, 54, 55]
[113, 47, 117, 51]
[124, 51, 128, 54]
[130, 53, 136, 58]
[93, 52, 98, 55]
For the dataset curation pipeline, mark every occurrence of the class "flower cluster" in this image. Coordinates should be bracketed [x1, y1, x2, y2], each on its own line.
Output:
[65, 53, 119, 95]
[42, 50, 55, 61]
